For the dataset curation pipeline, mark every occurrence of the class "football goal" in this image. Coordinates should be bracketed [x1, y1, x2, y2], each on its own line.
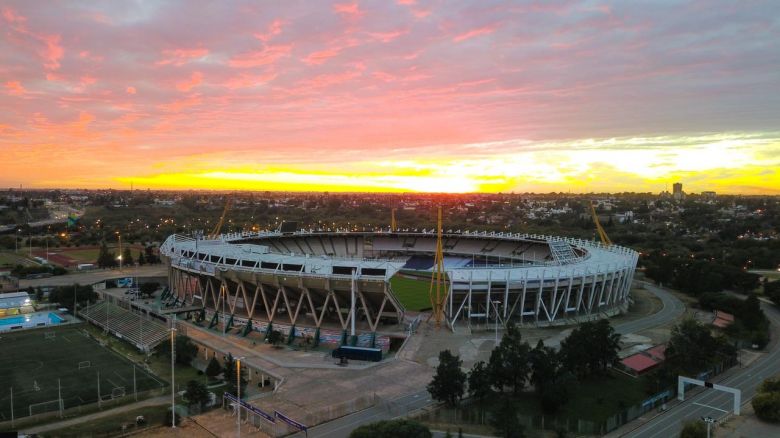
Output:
[28, 399, 62, 416]
[78, 361, 91, 369]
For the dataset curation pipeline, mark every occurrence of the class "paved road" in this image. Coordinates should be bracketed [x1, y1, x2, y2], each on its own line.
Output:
[19, 266, 167, 288]
[613, 281, 685, 335]
[625, 301, 780, 438]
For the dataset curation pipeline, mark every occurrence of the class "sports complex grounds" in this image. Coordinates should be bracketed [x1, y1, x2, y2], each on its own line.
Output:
[0, 325, 165, 422]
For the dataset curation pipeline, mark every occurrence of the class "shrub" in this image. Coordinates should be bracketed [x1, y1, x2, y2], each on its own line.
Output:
[679, 421, 706, 438]
[752, 392, 780, 423]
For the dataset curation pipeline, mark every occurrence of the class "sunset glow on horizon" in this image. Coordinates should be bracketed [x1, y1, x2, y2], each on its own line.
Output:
[2, 1, 779, 194]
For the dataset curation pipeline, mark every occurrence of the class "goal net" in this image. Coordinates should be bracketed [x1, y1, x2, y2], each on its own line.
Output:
[28, 399, 62, 416]
[44, 331, 56, 340]
[77, 361, 91, 369]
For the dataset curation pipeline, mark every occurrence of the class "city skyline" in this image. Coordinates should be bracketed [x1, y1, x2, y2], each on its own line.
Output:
[2, 1, 779, 194]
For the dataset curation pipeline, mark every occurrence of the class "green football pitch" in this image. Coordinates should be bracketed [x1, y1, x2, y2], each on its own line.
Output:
[0, 325, 166, 421]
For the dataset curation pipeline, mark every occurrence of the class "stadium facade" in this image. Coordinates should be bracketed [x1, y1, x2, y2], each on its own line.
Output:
[160, 230, 638, 332]
[161, 230, 638, 333]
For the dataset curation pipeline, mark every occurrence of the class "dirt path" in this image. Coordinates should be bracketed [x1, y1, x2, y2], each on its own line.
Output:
[23, 395, 169, 434]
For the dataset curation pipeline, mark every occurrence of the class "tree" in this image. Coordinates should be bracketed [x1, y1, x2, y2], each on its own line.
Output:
[349, 419, 431, 438]
[679, 421, 706, 438]
[753, 392, 780, 422]
[490, 398, 525, 438]
[205, 357, 222, 380]
[97, 240, 116, 268]
[765, 280, 780, 305]
[467, 360, 492, 401]
[665, 319, 735, 377]
[48, 284, 97, 311]
[560, 320, 620, 379]
[488, 323, 530, 393]
[144, 245, 159, 264]
[753, 377, 780, 423]
[529, 340, 571, 414]
[223, 353, 248, 397]
[428, 350, 466, 407]
[122, 246, 134, 265]
[267, 329, 283, 348]
[184, 380, 210, 409]
[159, 336, 198, 366]
[139, 282, 159, 298]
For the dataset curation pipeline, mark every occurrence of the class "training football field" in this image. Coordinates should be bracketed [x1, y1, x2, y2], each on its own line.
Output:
[0, 325, 165, 421]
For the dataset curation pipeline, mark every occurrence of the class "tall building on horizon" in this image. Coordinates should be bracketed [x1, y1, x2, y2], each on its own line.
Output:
[673, 182, 684, 201]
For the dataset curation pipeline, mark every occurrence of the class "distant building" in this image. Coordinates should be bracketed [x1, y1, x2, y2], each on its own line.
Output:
[702, 191, 716, 199]
[672, 182, 684, 201]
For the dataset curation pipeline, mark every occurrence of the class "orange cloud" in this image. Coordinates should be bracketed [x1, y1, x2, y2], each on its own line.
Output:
[176, 71, 203, 92]
[4, 81, 27, 95]
[126, 86, 137, 94]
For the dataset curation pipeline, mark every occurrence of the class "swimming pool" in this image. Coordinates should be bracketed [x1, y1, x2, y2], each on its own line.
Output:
[0, 312, 64, 332]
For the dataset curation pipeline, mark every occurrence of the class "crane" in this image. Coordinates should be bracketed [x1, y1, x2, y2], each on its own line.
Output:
[590, 201, 612, 246]
[209, 196, 232, 239]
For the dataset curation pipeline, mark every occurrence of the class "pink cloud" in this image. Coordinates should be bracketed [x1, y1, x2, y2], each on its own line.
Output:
[397, 0, 416, 4]
[176, 72, 204, 92]
[159, 95, 202, 113]
[453, 24, 499, 42]
[126, 86, 137, 94]
[303, 47, 341, 65]
[368, 29, 407, 43]
[254, 19, 284, 42]
[156, 48, 209, 66]
[2, 7, 64, 71]
[333, 2, 363, 17]
[223, 72, 277, 89]
[4, 81, 27, 96]
[228, 44, 292, 68]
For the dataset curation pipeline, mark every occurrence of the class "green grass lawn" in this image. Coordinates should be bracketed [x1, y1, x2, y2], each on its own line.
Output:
[390, 275, 435, 311]
[0, 325, 166, 421]
[0, 251, 32, 267]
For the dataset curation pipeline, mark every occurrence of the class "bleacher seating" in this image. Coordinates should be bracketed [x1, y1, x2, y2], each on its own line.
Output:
[79, 301, 169, 349]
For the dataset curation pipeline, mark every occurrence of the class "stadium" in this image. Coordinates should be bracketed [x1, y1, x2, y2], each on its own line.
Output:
[160, 228, 639, 342]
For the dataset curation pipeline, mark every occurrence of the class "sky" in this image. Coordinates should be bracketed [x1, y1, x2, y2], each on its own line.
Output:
[1, 0, 779, 194]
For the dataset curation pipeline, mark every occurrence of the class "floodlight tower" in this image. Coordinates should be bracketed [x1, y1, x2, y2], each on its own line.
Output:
[428, 206, 448, 328]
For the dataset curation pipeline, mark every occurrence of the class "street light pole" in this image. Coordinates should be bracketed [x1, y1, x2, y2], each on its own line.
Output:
[170, 314, 177, 428]
[118, 233, 123, 271]
[236, 356, 245, 438]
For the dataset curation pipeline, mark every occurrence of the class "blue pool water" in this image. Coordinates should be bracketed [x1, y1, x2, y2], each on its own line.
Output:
[0, 312, 64, 331]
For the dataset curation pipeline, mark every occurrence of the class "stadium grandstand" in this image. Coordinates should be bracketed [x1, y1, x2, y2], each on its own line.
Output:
[78, 301, 169, 351]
